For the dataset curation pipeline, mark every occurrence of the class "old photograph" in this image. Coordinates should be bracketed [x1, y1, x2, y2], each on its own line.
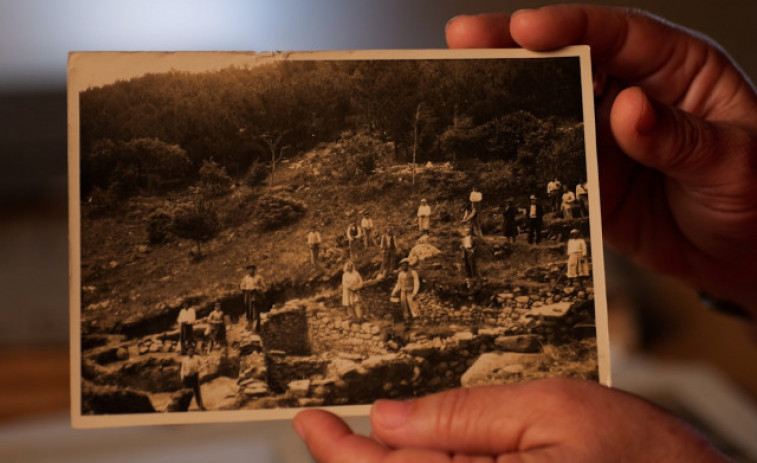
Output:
[68, 48, 609, 427]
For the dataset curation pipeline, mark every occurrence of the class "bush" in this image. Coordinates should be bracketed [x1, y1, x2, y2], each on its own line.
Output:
[245, 160, 269, 188]
[171, 201, 220, 256]
[255, 191, 307, 231]
[147, 209, 173, 244]
[199, 159, 232, 198]
[330, 132, 389, 182]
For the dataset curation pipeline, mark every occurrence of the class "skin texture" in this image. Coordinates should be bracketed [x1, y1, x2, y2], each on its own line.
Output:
[294, 5, 757, 462]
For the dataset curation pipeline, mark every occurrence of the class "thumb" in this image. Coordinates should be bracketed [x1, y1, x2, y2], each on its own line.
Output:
[369, 386, 539, 455]
[610, 86, 750, 187]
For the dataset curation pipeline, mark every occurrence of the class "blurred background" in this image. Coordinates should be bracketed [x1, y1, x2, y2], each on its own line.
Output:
[1, 0, 755, 461]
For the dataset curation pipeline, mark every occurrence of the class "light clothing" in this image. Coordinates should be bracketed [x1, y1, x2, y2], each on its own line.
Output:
[360, 218, 374, 230]
[462, 235, 474, 249]
[240, 274, 266, 292]
[547, 180, 560, 194]
[307, 231, 321, 245]
[562, 191, 576, 218]
[180, 355, 202, 379]
[342, 270, 363, 307]
[566, 238, 589, 278]
[469, 190, 482, 203]
[392, 269, 420, 318]
[529, 205, 538, 219]
[177, 308, 196, 324]
[576, 184, 587, 197]
[417, 204, 431, 231]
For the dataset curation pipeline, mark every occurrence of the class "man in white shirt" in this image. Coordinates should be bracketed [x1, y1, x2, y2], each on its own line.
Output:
[177, 302, 196, 354]
[576, 182, 589, 217]
[561, 186, 576, 219]
[360, 212, 374, 248]
[391, 258, 420, 320]
[180, 346, 205, 411]
[547, 178, 562, 212]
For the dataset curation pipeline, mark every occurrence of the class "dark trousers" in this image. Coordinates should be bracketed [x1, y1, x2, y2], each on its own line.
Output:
[244, 292, 262, 332]
[527, 219, 542, 244]
[180, 323, 193, 353]
[310, 244, 319, 266]
[463, 248, 477, 278]
[381, 249, 395, 275]
[183, 374, 204, 409]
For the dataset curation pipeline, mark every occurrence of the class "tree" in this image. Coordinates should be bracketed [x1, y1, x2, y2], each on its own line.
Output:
[171, 201, 220, 256]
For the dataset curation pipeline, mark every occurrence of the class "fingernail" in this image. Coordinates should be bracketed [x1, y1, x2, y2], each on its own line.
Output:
[292, 417, 306, 440]
[372, 399, 412, 429]
[511, 8, 534, 18]
[445, 15, 466, 33]
[635, 90, 658, 134]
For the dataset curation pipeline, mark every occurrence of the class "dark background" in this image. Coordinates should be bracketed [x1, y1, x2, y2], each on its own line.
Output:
[1, 0, 755, 461]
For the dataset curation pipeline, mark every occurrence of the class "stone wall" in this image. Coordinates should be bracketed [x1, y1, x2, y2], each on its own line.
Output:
[260, 302, 310, 355]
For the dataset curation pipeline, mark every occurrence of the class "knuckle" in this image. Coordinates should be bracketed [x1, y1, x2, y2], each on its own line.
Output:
[432, 387, 475, 441]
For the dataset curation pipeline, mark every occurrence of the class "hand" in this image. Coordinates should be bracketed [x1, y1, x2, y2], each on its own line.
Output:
[293, 378, 727, 462]
[447, 5, 757, 315]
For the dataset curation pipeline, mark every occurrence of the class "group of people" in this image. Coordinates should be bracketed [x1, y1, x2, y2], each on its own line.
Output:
[294, 5, 757, 462]
[547, 178, 589, 218]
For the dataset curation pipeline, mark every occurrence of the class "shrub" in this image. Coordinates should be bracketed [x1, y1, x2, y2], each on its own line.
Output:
[255, 191, 307, 231]
[199, 159, 232, 198]
[147, 209, 173, 244]
[245, 160, 269, 188]
[171, 201, 220, 256]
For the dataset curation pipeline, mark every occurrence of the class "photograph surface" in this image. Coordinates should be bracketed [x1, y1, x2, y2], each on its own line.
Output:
[68, 48, 609, 427]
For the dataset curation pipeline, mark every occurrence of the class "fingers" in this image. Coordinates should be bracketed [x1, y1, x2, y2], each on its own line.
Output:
[610, 86, 750, 186]
[370, 385, 548, 455]
[294, 409, 389, 463]
[509, 5, 752, 114]
[445, 14, 516, 49]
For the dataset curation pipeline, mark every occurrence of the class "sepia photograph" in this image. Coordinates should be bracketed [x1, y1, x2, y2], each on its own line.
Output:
[68, 48, 609, 427]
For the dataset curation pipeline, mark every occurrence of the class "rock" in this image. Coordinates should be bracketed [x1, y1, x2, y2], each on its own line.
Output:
[81, 381, 155, 414]
[288, 379, 311, 398]
[528, 302, 572, 319]
[564, 287, 576, 295]
[337, 352, 363, 362]
[453, 331, 474, 341]
[362, 353, 399, 369]
[243, 381, 269, 398]
[115, 347, 129, 361]
[329, 358, 364, 381]
[408, 243, 442, 262]
[461, 352, 549, 387]
[166, 389, 194, 412]
[494, 335, 543, 353]
[515, 296, 530, 304]
[298, 398, 325, 407]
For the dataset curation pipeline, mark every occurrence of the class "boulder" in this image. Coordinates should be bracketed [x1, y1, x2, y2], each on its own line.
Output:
[494, 335, 543, 353]
[166, 389, 194, 412]
[288, 379, 311, 398]
[408, 243, 442, 263]
[461, 352, 549, 387]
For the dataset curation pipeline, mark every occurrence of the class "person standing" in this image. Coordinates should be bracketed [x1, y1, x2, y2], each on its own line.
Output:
[566, 229, 589, 282]
[180, 346, 205, 411]
[360, 212, 374, 248]
[460, 226, 478, 281]
[526, 195, 544, 246]
[576, 182, 589, 217]
[345, 221, 362, 260]
[341, 261, 364, 321]
[417, 199, 431, 235]
[468, 187, 484, 237]
[240, 264, 266, 333]
[547, 178, 562, 212]
[391, 258, 420, 320]
[379, 227, 397, 278]
[307, 225, 322, 268]
[561, 185, 576, 219]
[502, 198, 519, 244]
[205, 302, 225, 353]
[177, 302, 196, 355]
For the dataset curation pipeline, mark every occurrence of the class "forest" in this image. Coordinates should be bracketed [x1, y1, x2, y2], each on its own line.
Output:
[79, 56, 586, 203]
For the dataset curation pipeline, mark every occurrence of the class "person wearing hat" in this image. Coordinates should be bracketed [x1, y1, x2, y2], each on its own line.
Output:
[547, 178, 562, 212]
[342, 261, 364, 321]
[502, 198, 519, 244]
[240, 264, 266, 332]
[566, 229, 589, 281]
[417, 199, 432, 235]
[360, 211, 374, 248]
[526, 195, 544, 245]
[176, 301, 196, 355]
[391, 258, 420, 320]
